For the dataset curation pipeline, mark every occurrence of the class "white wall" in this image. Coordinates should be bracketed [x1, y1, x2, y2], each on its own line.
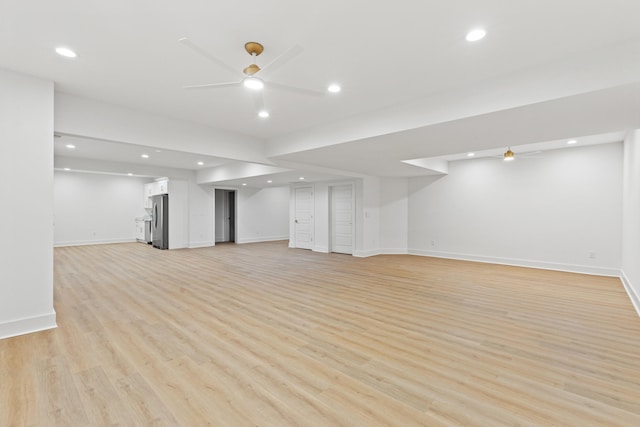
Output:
[379, 178, 409, 254]
[0, 69, 56, 339]
[236, 186, 289, 243]
[622, 130, 640, 314]
[408, 143, 623, 275]
[188, 181, 214, 248]
[54, 172, 149, 246]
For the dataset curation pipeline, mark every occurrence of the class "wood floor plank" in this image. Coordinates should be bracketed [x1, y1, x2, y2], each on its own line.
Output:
[2, 241, 640, 426]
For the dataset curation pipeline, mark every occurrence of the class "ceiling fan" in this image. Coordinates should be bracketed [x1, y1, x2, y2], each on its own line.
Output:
[498, 147, 543, 161]
[179, 38, 324, 115]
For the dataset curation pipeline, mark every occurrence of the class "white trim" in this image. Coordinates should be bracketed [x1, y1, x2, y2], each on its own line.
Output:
[408, 248, 620, 277]
[189, 241, 215, 249]
[236, 236, 289, 244]
[0, 311, 57, 340]
[353, 249, 383, 258]
[620, 270, 640, 317]
[54, 238, 136, 247]
[313, 245, 329, 253]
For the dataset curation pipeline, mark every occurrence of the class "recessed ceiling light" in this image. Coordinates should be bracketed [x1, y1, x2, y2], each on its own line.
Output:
[567, 139, 577, 145]
[299, 177, 305, 180]
[65, 144, 76, 149]
[466, 28, 486, 42]
[242, 183, 247, 186]
[55, 47, 77, 58]
[197, 161, 204, 166]
[63, 168, 71, 171]
[243, 77, 264, 90]
[127, 173, 133, 176]
[258, 110, 269, 118]
[327, 84, 341, 93]
[467, 152, 475, 157]
[267, 180, 273, 183]
[141, 154, 149, 158]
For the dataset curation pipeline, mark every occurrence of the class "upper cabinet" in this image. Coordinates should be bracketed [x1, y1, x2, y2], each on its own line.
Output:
[143, 178, 169, 208]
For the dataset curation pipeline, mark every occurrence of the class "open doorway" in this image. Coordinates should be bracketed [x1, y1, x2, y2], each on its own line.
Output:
[215, 189, 236, 243]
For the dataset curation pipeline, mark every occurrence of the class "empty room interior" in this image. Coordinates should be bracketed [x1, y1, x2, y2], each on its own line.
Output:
[2, 1, 640, 425]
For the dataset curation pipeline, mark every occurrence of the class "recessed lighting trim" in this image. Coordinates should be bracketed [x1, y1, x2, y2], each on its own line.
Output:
[327, 84, 341, 93]
[65, 144, 76, 149]
[55, 47, 77, 58]
[243, 77, 264, 90]
[258, 110, 269, 118]
[141, 154, 149, 158]
[466, 28, 486, 42]
[567, 139, 577, 145]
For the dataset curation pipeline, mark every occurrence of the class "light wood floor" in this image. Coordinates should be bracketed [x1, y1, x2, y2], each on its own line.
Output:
[2, 242, 640, 426]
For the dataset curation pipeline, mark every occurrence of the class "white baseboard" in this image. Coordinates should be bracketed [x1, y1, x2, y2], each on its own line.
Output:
[620, 270, 640, 317]
[0, 311, 57, 340]
[313, 245, 329, 253]
[353, 249, 383, 258]
[189, 241, 215, 249]
[408, 248, 620, 277]
[54, 238, 136, 247]
[236, 235, 289, 244]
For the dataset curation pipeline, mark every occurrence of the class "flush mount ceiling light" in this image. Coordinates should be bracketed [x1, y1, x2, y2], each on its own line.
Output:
[466, 28, 486, 42]
[55, 47, 77, 58]
[327, 84, 341, 93]
[243, 76, 264, 90]
[503, 148, 515, 161]
[258, 110, 269, 118]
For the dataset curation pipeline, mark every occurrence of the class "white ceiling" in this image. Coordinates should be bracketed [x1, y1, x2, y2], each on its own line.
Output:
[3, 1, 640, 185]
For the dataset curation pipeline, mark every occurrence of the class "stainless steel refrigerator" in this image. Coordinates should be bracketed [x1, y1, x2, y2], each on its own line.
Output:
[151, 194, 169, 249]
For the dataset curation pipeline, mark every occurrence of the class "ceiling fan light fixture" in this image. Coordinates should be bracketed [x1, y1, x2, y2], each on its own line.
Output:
[503, 148, 515, 161]
[243, 76, 264, 90]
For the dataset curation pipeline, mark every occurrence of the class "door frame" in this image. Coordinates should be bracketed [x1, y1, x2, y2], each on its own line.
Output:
[292, 184, 315, 250]
[329, 183, 355, 254]
[214, 187, 238, 244]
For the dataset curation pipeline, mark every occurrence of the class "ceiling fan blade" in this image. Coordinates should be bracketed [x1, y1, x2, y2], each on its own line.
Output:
[179, 38, 239, 77]
[183, 81, 242, 90]
[259, 45, 303, 77]
[266, 81, 325, 97]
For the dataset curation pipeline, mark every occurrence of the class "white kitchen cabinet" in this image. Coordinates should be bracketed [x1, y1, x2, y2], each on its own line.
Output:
[158, 179, 168, 195]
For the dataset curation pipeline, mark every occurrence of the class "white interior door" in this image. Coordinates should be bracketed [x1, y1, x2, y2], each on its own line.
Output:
[331, 184, 354, 254]
[294, 186, 314, 250]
